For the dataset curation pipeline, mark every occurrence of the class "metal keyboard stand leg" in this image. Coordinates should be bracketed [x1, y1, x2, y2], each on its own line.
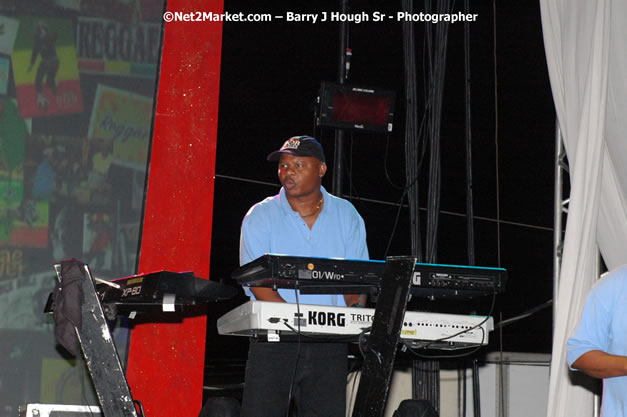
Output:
[54, 260, 138, 417]
[352, 256, 417, 417]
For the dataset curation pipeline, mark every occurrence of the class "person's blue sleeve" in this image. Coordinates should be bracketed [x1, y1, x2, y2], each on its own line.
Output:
[239, 204, 270, 266]
[239, 204, 272, 299]
[345, 210, 369, 261]
[566, 285, 611, 369]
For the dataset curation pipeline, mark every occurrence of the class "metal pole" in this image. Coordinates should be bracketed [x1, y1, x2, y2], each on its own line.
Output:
[552, 122, 564, 336]
[332, 0, 349, 196]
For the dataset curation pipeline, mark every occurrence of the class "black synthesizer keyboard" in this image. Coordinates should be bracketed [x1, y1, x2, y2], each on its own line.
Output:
[233, 254, 507, 298]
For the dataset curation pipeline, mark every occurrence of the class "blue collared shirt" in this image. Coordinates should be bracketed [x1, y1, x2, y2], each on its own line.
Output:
[567, 266, 627, 416]
[239, 186, 369, 306]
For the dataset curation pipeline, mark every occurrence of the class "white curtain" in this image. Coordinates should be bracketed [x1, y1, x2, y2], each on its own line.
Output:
[540, 0, 627, 416]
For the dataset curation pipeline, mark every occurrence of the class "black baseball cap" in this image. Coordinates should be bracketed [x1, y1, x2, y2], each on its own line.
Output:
[267, 136, 326, 163]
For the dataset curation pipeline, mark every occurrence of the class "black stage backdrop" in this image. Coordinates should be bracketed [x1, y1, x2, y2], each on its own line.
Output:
[206, 1, 555, 375]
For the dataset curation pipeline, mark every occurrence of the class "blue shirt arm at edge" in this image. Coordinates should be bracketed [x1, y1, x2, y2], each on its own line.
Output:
[566, 281, 612, 370]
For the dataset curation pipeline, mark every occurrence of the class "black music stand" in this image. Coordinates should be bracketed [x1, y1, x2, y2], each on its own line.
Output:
[352, 256, 417, 417]
[53, 259, 138, 417]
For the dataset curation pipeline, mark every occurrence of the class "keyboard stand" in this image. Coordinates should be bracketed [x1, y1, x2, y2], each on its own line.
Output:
[54, 259, 138, 417]
[351, 256, 417, 417]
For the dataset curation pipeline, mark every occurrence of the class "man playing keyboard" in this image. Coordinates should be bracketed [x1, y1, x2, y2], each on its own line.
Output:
[239, 135, 369, 417]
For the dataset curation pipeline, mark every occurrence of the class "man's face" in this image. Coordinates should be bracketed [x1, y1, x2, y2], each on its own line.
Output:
[278, 154, 326, 199]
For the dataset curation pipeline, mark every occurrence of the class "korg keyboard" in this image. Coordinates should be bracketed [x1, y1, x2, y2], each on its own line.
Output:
[217, 301, 494, 349]
[233, 254, 507, 298]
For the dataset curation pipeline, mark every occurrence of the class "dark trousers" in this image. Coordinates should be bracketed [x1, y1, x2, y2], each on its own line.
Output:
[240, 340, 348, 417]
[35, 57, 59, 94]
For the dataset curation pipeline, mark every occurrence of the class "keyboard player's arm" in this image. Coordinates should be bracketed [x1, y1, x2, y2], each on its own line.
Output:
[240, 205, 288, 303]
[341, 212, 370, 308]
[250, 287, 287, 303]
[344, 293, 367, 308]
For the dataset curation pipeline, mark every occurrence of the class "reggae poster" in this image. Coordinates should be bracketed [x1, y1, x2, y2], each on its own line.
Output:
[0, 16, 19, 55]
[11, 16, 83, 118]
[0, 97, 49, 248]
[88, 84, 153, 170]
[82, 210, 114, 271]
[0, 57, 10, 95]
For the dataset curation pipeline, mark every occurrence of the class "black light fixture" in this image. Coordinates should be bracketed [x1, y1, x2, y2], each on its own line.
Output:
[317, 81, 396, 134]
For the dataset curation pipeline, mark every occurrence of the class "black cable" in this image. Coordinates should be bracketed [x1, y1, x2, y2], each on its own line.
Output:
[402, 0, 422, 261]
[349, 132, 354, 198]
[397, 0, 454, 264]
[80, 361, 97, 417]
[134, 400, 146, 417]
[472, 358, 481, 417]
[499, 311, 505, 417]
[394, 0, 459, 261]
[312, 94, 319, 139]
[386, 82, 434, 258]
[285, 287, 302, 417]
[494, 299, 553, 329]
[461, 363, 467, 417]
[342, 131, 362, 204]
[464, 0, 476, 267]
[404, 290, 497, 358]
[405, 315, 489, 357]
[403, 330, 485, 360]
[424, 0, 453, 264]
[281, 322, 364, 343]
[384, 189, 408, 257]
[383, 136, 405, 190]
[424, 0, 437, 263]
[492, 0, 502, 268]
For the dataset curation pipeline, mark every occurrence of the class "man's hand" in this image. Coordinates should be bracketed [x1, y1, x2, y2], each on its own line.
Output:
[572, 350, 627, 379]
[250, 287, 286, 303]
[344, 293, 366, 308]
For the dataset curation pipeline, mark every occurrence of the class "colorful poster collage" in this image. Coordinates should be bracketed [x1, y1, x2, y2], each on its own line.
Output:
[0, 4, 162, 328]
[0, 1, 164, 412]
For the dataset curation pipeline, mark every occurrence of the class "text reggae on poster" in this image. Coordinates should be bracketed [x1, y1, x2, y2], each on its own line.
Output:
[76, 16, 161, 77]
